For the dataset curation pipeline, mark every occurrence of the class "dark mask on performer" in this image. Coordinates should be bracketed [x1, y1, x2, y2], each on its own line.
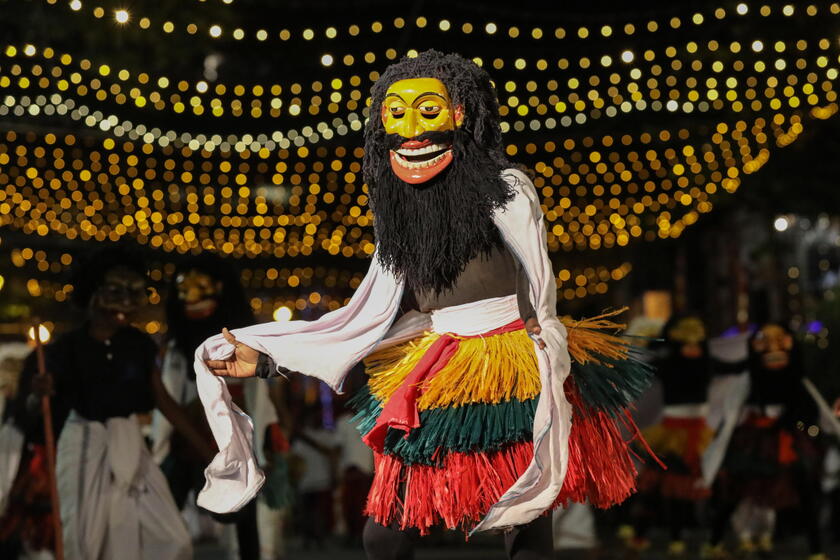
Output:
[91, 266, 148, 326]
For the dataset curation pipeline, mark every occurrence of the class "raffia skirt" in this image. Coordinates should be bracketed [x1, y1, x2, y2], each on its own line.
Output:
[637, 409, 714, 501]
[350, 297, 654, 534]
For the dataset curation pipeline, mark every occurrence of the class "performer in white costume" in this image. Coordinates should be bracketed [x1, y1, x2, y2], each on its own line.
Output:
[15, 247, 212, 560]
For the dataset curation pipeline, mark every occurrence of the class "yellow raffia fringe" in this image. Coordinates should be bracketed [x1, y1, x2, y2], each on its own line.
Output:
[364, 334, 441, 402]
[364, 308, 633, 409]
[642, 422, 714, 456]
[364, 328, 540, 410]
[561, 308, 631, 366]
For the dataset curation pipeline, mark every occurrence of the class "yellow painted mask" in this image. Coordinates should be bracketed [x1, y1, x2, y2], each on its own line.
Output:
[751, 323, 793, 370]
[668, 316, 706, 359]
[175, 269, 221, 320]
[381, 77, 464, 184]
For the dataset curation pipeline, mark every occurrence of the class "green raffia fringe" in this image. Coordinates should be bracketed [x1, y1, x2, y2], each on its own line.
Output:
[572, 348, 653, 417]
[349, 345, 653, 465]
[349, 385, 537, 466]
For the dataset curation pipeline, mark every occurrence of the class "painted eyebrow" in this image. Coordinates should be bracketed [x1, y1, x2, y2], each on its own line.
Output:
[415, 92, 448, 103]
[384, 93, 406, 102]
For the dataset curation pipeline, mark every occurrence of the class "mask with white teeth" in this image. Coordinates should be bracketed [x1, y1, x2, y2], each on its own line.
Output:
[381, 77, 464, 184]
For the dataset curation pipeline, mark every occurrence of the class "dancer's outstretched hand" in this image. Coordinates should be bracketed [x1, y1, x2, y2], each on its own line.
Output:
[525, 317, 546, 350]
[205, 328, 260, 378]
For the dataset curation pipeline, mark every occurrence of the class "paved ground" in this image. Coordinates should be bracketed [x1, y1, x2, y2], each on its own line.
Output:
[195, 536, 840, 560]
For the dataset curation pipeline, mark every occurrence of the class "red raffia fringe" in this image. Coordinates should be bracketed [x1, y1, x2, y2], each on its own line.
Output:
[365, 382, 643, 535]
[553, 386, 639, 509]
[365, 442, 533, 535]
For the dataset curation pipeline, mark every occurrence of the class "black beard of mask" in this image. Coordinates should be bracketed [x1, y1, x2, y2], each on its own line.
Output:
[368, 126, 513, 295]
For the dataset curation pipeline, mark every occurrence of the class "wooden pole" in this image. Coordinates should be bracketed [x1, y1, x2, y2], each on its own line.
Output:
[32, 321, 64, 560]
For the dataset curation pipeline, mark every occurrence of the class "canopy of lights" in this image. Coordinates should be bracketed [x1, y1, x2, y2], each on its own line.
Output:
[0, 0, 838, 325]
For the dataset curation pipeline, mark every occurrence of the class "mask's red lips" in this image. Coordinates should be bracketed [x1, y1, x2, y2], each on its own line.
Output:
[400, 139, 431, 149]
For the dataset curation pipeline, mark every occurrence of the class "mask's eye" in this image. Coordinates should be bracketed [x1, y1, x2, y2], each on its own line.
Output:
[419, 104, 442, 118]
[388, 106, 406, 118]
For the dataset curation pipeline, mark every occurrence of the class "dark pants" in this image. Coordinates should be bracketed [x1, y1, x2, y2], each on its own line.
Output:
[362, 515, 554, 560]
[343, 467, 373, 539]
[161, 452, 260, 560]
[299, 489, 334, 546]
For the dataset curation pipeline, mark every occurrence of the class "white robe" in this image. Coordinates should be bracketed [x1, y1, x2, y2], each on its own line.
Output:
[194, 169, 573, 532]
[0, 420, 24, 514]
[57, 412, 192, 560]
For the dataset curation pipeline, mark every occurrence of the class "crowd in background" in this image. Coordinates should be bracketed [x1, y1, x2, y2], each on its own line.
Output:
[0, 246, 838, 560]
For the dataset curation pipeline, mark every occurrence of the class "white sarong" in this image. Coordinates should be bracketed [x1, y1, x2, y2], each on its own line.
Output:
[0, 421, 24, 514]
[57, 411, 192, 560]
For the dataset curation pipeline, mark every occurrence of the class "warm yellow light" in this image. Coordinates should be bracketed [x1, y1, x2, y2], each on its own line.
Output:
[0, 275, 4, 291]
[209, 24, 222, 37]
[28, 325, 51, 344]
[273, 306, 292, 322]
[114, 9, 130, 24]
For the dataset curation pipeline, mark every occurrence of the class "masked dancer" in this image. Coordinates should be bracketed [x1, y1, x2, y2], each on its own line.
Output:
[198, 51, 654, 560]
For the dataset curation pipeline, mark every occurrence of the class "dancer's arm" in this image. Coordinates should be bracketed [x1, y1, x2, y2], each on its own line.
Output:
[151, 368, 216, 462]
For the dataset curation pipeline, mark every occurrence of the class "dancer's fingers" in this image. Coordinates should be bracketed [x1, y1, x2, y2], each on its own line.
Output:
[222, 327, 237, 345]
[205, 359, 230, 370]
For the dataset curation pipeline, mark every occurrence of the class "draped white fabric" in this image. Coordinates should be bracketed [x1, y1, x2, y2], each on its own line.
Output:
[57, 412, 191, 560]
[0, 421, 24, 514]
[153, 342, 279, 468]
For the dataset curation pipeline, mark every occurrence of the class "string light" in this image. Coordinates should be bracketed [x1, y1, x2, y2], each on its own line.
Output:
[4, 39, 836, 135]
[0, 109, 810, 256]
[7, 245, 631, 309]
[3, 39, 835, 158]
[40, 0, 834, 44]
[273, 306, 293, 321]
[114, 9, 129, 24]
[3, 4, 839, 303]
